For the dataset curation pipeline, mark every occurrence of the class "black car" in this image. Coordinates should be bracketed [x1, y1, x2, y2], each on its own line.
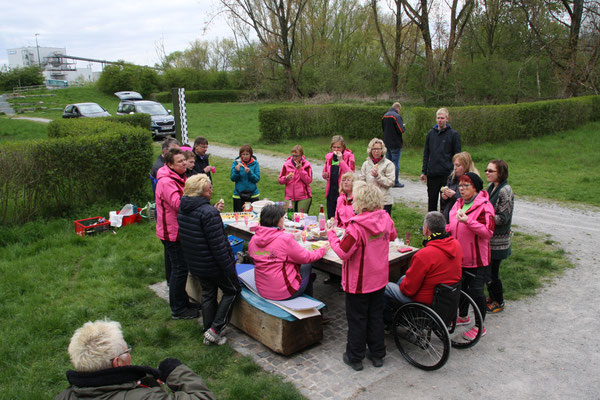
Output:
[62, 103, 111, 118]
[114, 91, 175, 140]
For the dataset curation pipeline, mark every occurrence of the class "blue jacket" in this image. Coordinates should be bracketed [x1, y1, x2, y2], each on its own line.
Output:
[230, 156, 260, 197]
[422, 123, 461, 177]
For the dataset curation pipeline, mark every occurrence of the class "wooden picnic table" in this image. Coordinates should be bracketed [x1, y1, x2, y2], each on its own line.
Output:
[225, 221, 418, 282]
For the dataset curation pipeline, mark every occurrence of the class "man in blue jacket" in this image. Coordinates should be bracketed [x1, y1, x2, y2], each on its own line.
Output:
[382, 102, 405, 188]
[421, 108, 461, 212]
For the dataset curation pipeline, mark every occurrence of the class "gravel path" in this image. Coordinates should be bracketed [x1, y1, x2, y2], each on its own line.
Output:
[205, 144, 600, 399]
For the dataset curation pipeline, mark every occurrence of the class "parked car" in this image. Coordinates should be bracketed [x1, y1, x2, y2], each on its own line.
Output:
[114, 91, 176, 140]
[62, 103, 111, 118]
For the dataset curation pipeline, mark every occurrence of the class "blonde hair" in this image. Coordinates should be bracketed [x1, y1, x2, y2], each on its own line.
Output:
[184, 174, 212, 197]
[330, 135, 346, 150]
[291, 144, 304, 157]
[436, 108, 449, 118]
[352, 181, 383, 214]
[67, 319, 127, 372]
[451, 151, 479, 179]
[366, 138, 387, 157]
[339, 172, 356, 194]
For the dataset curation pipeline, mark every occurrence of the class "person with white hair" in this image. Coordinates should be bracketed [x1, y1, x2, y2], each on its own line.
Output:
[56, 319, 215, 399]
[327, 181, 397, 371]
[359, 138, 395, 215]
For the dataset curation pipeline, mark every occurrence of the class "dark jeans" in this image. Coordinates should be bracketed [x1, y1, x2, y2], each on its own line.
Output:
[383, 204, 392, 215]
[487, 259, 504, 304]
[426, 175, 447, 212]
[163, 244, 172, 285]
[326, 191, 339, 220]
[385, 148, 402, 185]
[345, 288, 386, 363]
[199, 272, 241, 334]
[285, 264, 314, 299]
[162, 240, 190, 315]
[460, 266, 489, 323]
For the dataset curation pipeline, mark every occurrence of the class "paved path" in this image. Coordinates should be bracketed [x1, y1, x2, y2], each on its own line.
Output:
[0, 94, 15, 115]
[9, 116, 52, 123]
[154, 144, 600, 399]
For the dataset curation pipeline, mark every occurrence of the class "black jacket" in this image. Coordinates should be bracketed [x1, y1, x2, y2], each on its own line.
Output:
[192, 151, 212, 181]
[178, 196, 236, 277]
[382, 108, 405, 149]
[422, 124, 461, 177]
[150, 155, 165, 179]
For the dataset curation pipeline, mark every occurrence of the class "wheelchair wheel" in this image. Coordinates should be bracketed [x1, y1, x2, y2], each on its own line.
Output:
[393, 303, 450, 370]
[450, 290, 484, 349]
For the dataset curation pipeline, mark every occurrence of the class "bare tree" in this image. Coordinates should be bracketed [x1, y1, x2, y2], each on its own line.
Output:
[221, 0, 309, 97]
[442, 0, 476, 78]
[401, 0, 437, 88]
[372, 0, 406, 94]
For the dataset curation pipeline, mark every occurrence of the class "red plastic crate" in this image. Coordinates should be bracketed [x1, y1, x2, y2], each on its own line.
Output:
[74, 217, 110, 236]
[117, 207, 142, 226]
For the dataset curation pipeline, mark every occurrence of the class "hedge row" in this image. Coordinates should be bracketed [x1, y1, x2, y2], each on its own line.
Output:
[48, 114, 152, 138]
[153, 90, 250, 103]
[0, 122, 152, 225]
[259, 96, 600, 146]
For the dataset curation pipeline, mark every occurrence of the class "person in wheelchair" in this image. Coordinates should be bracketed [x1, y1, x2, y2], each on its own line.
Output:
[384, 211, 463, 309]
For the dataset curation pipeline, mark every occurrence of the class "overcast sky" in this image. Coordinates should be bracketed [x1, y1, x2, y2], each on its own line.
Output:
[0, 0, 234, 71]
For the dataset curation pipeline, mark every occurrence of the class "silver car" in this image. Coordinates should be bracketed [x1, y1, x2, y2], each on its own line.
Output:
[62, 102, 111, 118]
[115, 91, 175, 140]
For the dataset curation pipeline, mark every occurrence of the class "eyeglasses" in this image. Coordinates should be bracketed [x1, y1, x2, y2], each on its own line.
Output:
[485, 169, 497, 173]
[458, 184, 472, 188]
[115, 347, 132, 359]
[372, 147, 383, 151]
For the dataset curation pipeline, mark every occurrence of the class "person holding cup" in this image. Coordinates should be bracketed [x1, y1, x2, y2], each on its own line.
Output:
[359, 138, 395, 215]
[278, 145, 313, 214]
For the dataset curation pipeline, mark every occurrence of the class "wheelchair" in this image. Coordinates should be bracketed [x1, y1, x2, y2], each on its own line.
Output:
[390, 281, 483, 370]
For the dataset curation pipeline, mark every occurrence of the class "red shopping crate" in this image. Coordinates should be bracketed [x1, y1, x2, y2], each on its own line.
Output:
[117, 207, 142, 226]
[74, 217, 110, 236]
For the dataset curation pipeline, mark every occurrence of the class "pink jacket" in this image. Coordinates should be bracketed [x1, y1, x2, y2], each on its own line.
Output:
[335, 192, 354, 228]
[155, 165, 186, 241]
[249, 226, 328, 300]
[328, 209, 397, 294]
[278, 156, 313, 200]
[322, 149, 355, 195]
[446, 190, 495, 268]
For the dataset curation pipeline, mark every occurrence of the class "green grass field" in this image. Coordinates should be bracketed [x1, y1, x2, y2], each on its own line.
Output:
[0, 118, 49, 142]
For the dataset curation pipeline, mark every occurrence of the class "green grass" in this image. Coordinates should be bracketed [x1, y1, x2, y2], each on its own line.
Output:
[0, 117, 48, 142]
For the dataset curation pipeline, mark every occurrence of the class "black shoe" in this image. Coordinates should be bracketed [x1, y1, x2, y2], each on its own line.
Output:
[366, 351, 384, 368]
[394, 183, 404, 188]
[343, 352, 363, 371]
[172, 308, 200, 320]
[189, 301, 202, 309]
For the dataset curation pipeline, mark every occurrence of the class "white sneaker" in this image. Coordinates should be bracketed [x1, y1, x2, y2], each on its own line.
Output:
[204, 328, 227, 345]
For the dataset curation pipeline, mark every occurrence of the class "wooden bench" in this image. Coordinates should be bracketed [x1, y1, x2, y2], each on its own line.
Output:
[186, 273, 323, 356]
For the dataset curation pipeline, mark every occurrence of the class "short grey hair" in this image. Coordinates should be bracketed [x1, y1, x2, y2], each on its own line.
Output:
[424, 211, 446, 235]
[67, 319, 127, 372]
[161, 137, 180, 151]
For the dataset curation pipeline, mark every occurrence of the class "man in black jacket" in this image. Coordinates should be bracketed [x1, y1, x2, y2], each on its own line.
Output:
[151, 137, 180, 179]
[421, 108, 461, 212]
[191, 136, 213, 181]
[178, 174, 239, 346]
[382, 102, 405, 188]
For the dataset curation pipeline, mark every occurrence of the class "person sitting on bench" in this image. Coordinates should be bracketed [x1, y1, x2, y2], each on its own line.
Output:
[249, 204, 329, 301]
[384, 211, 463, 307]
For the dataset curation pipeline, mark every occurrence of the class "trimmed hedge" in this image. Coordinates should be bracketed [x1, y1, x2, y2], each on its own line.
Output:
[259, 96, 600, 146]
[153, 90, 250, 103]
[0, 122, 152, 225]
[48, 114, 152, 139]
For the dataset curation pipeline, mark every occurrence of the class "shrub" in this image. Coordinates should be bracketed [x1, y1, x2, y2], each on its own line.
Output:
[0, 65, 44, 91]
[0, 121, 152, 225]
[153, 90, 250, 103]
[259, 96, 600, 146]
[97, 63, 160, 98]
[48, 114, 152, 139]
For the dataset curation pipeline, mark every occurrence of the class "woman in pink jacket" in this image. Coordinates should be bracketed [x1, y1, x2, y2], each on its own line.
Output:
[249, 204, 329, 301]
[322, 135, 355, 220]
[446, 172, 495, 340]
[155, 148, 199, 320]
[278, 145, 313, 213]
[328, 181, 397, 371]
[335, 172, 355, 228]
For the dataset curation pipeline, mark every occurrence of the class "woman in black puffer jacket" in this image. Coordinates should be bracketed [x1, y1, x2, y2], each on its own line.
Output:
[178, 174, 240, 346]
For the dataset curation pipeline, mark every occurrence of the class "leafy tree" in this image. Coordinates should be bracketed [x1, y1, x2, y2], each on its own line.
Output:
[0, 65, 44, 91]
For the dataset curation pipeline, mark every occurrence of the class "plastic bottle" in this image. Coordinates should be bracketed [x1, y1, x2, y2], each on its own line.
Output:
[287, 200, 294, 220]
[318, 204, 326, 231]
